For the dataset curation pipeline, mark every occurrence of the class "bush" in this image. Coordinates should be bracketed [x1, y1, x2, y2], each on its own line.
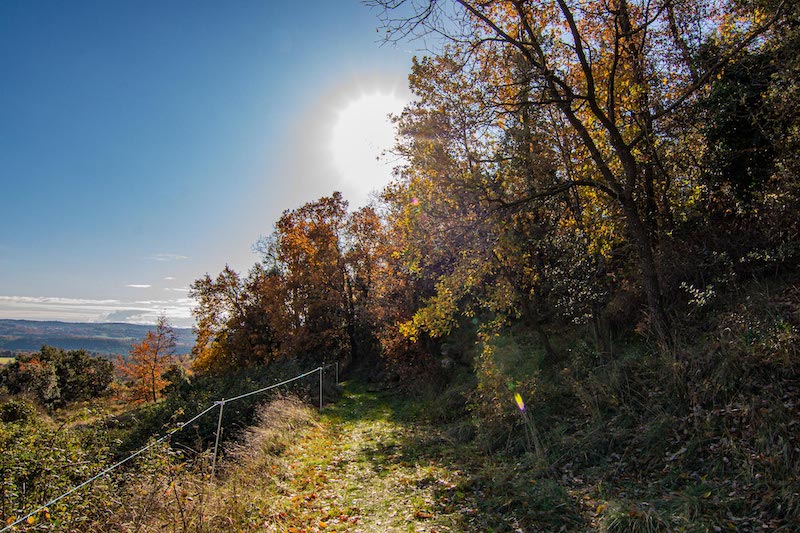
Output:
[114, 358, 321, 454]
[0, 356, 60, 405]
[0, 413, 118, 528]
[0, 398, 37, 423]
[0, 346, 114, 408]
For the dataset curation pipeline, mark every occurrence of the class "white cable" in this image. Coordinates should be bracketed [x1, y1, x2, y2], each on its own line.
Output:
[0, 365, 324, 532]
[223, 367, 321, 403]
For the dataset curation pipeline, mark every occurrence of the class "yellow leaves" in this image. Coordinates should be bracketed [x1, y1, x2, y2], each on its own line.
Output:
[190, 340, 224, 375]
[409, 284, 460, 340]
[398, 319, 419, 343]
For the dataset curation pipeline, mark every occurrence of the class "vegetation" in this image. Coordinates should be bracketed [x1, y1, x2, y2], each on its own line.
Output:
[1, 0, 799, 530]
[0, 345, 113, 407]
[117, 315, 178, 404]
[0, 319, 194, 356]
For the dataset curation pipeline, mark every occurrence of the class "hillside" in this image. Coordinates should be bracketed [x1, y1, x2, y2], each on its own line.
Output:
[45, 373, 797, 531]
[0, 319, 194, 355]
[110, 383, 577, 532]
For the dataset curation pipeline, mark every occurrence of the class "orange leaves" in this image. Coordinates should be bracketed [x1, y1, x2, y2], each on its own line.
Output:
[116, 315, 176, 403]
[267, 193, 352, 359]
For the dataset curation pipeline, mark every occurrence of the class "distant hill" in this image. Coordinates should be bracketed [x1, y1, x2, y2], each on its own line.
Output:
[0, 319, 195, 356]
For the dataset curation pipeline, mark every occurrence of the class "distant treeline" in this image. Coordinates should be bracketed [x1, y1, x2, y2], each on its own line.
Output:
[0, 319, 194, 356]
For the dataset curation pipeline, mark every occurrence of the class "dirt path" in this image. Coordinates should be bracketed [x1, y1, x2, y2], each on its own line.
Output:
[262, 382, 585, 532]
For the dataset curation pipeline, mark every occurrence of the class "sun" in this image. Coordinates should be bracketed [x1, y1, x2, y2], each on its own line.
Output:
[330, 91, 407, 205]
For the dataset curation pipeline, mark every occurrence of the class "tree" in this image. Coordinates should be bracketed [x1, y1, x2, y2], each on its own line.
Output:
[117, 316, 176, 403]
[0, 354, 60, 406]
[343, 206, 385, 366]
[371, 0, 789, 344]
[260, 192, 352, 363]
[191, 264, 283, 374]
[41, 346, 114, 403]
[361, 42, 619, 367]
[0, 346, 113, 407]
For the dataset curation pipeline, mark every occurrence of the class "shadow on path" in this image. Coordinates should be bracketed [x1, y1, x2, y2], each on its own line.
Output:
[317, 381, 586, 532]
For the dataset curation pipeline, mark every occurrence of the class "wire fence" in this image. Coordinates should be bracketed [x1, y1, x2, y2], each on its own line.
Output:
[1, 361, 340, 532]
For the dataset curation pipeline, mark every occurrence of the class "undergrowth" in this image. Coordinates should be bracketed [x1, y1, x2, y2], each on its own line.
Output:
[0, 276, 797, 531]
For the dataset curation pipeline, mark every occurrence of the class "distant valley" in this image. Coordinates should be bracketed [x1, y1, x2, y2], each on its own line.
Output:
[0, 319, 195, 356]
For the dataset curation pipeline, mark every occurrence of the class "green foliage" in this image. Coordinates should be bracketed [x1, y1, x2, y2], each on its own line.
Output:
[0, 361, 336, 531]
[0, 410, 119, 529]
[0, 398, 37, 423]
[0, 346, 113, 408]
[469, 325, 550, 453]
[599, 501, 670, 533]
[114, 358, 321, 454]
[160, 362, 190, 397]
[702, 47, 777, 201]
[0, 356, 59, 406]
[44, 346, 114, 403]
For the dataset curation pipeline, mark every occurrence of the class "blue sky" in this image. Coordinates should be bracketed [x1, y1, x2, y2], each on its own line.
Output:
[0, 0, 415, 327]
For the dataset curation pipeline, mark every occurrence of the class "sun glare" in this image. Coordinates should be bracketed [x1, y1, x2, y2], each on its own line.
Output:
[330, 92, 407, 205]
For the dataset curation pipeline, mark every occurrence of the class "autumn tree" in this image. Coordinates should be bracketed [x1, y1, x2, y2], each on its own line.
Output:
[191, 264, 283, 374]
[361, 39, 618, 367]
[117, 315, 177, 403]
[343, 206, 386, 365]
[260, 193, 352, 363]
[371, 0, 790, 344]
[191, 194, 383, 374]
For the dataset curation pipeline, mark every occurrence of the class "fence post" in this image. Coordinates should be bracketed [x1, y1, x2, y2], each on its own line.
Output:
[319, 366, 323, 411]
[211, 399, 225, 477]
[335, 361, 339, 384]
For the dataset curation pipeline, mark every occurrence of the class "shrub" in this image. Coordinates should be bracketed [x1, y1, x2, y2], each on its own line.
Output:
[0, 398, 37, 423]
[0, 346, 114, 408]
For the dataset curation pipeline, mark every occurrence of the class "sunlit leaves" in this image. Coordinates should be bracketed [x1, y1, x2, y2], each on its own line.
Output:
[190, 265, 282, 374]
[116, 316, 176, 403]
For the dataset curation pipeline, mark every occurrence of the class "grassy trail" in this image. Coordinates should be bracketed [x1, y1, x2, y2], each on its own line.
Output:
[264, 382, 586, 532]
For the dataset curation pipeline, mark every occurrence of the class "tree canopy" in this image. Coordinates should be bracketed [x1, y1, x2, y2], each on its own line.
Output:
[188, 0, 798, 383]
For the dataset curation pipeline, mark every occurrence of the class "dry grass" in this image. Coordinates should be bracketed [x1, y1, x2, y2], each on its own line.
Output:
[108, 384, 581, 532]
[226, 395, 320, 471]
[113, 395, 319, 532]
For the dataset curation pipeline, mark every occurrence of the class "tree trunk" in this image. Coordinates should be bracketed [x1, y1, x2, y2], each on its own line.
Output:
[591, 304, 612, 355]
[343, 274, 358, 366]
[621, 195, 673, 346]
[534, 322, 557, 361]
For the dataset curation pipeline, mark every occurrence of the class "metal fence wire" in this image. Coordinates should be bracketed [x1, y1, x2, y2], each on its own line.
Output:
[1, 362, 339, 532]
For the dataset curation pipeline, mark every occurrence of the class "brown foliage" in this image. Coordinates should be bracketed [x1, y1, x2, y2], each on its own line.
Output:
[117, 316, 176, 403]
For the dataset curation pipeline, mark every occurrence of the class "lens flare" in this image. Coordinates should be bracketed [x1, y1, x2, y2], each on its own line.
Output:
[514, 392, 526, 412]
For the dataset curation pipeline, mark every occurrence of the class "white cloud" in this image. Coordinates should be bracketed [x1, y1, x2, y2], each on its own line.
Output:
[0, 294, 195, 327]
[125, 284, 152, 289]
[152, 254, 189, 262]
[0, 296, 120, 306]
[165, 287, 190, 293]
[164, 276, 176, 281]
